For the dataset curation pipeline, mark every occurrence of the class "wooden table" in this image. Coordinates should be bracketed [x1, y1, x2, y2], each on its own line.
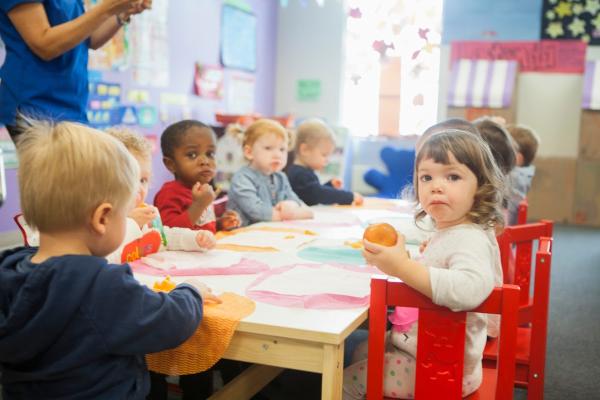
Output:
[135, 202, 416, 399]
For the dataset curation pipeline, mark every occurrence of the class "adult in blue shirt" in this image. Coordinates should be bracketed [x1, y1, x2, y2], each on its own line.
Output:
[0, 0, 152, 142]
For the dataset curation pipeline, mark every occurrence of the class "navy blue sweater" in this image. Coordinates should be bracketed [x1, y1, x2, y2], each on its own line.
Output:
[0, 247, 203, 399]
[286, 164, 354, 206]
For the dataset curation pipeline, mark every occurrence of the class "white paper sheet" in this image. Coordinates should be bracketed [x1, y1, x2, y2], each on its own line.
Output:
[251, 264, 373, 297]
[217, 230, 316, 251]
[140, 251, 242, 270]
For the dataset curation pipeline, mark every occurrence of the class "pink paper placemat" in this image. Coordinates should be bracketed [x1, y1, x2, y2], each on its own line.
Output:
[246, 263, 380, 309]
[131, 257, 269, 276]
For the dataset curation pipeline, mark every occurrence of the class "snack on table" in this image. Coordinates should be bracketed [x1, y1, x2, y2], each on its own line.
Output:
[363, 223, 398, 247]
[153, 275, 176, 292]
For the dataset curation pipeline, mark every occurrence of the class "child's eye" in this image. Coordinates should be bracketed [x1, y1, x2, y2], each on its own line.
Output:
[448, 174, 461, 181]
[419, 175, 431, 182]
[140, 178, 149, 185]
[206, 151, 215, 159]
[186, 152, 197, 159]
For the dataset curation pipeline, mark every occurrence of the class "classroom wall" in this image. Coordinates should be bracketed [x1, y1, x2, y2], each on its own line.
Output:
[0, 0, 278, 237]
[274, 0, 346, 124]
[440, 0, 600, 225]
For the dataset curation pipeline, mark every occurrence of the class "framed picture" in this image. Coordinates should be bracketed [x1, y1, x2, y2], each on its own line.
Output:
[220, 4, 257, 71]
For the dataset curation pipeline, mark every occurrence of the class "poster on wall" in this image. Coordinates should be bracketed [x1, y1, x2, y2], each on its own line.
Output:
[226, 74, 255, 114]
[194, 64, 224, 99]
[541, 0, 600, 45]
[220, 4, 257, 71]
[128, 0, 170, 86]
[0, 126, 17, 169]
[85, 0, 129, 70]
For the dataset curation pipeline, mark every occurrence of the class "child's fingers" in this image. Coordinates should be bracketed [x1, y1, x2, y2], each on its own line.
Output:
[203, 292, 222, 304]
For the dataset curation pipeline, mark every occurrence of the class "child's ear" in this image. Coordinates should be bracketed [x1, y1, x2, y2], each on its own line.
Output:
[243, 144, 253, 160]
[90, 202, 113, 236]
[163, 156, 176, 174]
[298, 143, 309, 156]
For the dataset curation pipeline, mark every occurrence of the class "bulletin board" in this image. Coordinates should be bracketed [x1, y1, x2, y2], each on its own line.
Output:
[220, 4, 257, 71]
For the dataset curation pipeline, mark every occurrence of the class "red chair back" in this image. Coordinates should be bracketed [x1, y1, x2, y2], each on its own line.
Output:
[367, 276, 520, 400]
[497, 220, 553, 307]
[517, 199, 528, 225]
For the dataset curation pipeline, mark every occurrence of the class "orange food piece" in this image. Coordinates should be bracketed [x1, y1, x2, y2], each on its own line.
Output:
[153, 276, 176, 292]
[363, 223, 398, 247]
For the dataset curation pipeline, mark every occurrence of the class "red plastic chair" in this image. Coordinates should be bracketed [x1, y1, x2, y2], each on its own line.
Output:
[14, 213, 39, 247]
[517, 199, 528, 225]
[484, 221, 553, 400]
[367, 276, 520, 400]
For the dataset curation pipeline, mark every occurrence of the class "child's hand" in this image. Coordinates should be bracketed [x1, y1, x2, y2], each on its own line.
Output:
[181, 279, 221, 304]
[419, 238, 430, 254]
[218, 210, 241, 231]
[276, 200, 300, 220]
[331, 178, 343, 189]
[362, 233, 409, 277]
[195, 230, 216, 249]
[352, 192, 364, 206]
[129, 205, 158, 228]
[191, 182, 218, 210]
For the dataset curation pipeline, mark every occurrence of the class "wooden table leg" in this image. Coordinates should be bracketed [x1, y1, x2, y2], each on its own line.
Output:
[321, 343, 344, 400]
[208, 364, 283, 400]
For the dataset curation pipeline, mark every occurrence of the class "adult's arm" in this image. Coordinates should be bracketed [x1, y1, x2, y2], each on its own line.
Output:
[7, 1, 138, 61]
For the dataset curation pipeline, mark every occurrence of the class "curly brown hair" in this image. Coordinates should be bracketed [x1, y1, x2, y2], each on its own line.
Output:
[413, 129, 505, 229]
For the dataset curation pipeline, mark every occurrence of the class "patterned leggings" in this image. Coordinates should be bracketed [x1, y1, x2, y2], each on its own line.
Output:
[342, 331, 480, 399]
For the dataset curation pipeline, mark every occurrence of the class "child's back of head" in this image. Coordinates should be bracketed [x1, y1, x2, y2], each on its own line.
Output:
[505, 124, 539, 167]
[293, 118, 335, 155]
[18, 120, 138, 233]
[473, 117, 517, 175]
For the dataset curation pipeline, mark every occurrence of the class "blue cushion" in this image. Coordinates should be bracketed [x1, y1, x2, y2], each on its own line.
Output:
[363, 147, 415, 198]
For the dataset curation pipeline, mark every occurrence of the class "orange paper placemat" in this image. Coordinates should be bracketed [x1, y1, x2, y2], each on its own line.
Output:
[146, 292, 255, 375]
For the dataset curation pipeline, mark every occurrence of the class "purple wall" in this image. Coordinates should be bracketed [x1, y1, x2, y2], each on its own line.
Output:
[0, 0, 278, 234]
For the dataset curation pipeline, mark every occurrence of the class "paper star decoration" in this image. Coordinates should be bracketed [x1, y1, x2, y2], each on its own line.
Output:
[555, 1, 573, 18]
[546, 10, 556, 19]
[568, 17, 586, 36]
[585, 0, 600, 15]
[573, 3, 584, 14]
[592, 13, 600, 29]
[546, 21, 565, 38]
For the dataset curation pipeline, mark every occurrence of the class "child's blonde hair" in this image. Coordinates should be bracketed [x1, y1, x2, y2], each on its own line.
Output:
[106, 126, 152, 161]
[243, 119, 291, 150]
[414, 129, 505, 229]
[293, 119, 335, 154]
[18, 121, 139, 232]
[505, 124, 539, 167]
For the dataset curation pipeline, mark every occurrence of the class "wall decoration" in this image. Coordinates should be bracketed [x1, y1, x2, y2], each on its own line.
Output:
[582, 60, 600, 109]
[296, 79, 322, 102]
[450, 40, 587, 74]
[226, 74, 255, 114]
[194, 64, 224, 99]
[448, 59, 518, 108]
[541, 0, 600, 44]
[443, 0, 542, 43]
[221, 4, 257, 71]
[85, 0, 129, 70]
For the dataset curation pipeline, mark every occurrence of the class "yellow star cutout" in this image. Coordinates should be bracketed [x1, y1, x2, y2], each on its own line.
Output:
[568, 17, 586, 36]
[582, 34, 591, 42]
[555, 1, 573, 18]
[573, 4, 584, 14]
[546, 21, 564, 38]
[586, 0, 600, 14]
[546, 10, 556, 19]
[592, 13, 600, 29]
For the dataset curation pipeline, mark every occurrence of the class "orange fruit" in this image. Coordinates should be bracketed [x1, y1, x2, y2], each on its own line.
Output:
[363, 223, 398, 247]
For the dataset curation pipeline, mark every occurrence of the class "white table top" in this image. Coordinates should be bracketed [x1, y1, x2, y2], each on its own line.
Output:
[134, 201, 420, 345]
